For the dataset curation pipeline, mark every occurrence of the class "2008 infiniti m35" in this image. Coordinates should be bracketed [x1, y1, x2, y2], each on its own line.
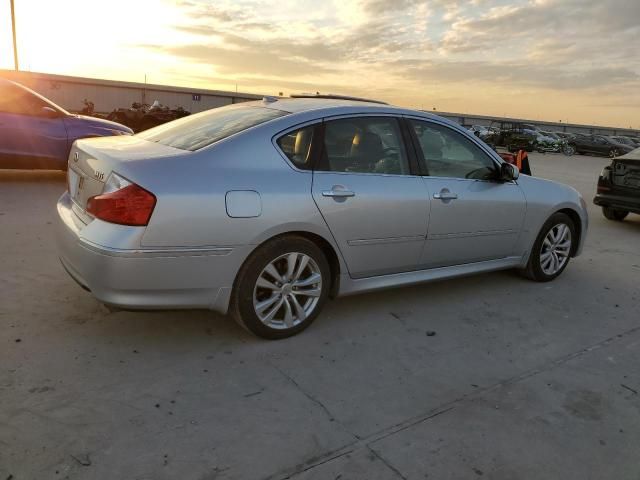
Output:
[56, 95, 588, 339]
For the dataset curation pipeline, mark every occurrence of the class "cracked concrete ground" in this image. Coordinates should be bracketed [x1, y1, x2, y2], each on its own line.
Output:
[1, 153, 639, 480]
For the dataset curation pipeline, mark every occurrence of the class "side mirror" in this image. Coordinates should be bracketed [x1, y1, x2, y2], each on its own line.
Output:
[41, 106, 60, 118]
[500, 162, 519, 181]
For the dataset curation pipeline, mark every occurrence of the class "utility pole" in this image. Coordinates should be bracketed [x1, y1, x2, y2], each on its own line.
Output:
[10, 0, 19, 70]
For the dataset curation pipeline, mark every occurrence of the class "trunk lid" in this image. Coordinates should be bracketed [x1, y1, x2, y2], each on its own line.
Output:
[67, 135, 185, 214]
[612, 157, 640, 190]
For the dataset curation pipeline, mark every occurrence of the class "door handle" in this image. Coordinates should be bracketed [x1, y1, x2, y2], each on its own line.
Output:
[322, 188, 355, 198]
[433, 191, 458, 200]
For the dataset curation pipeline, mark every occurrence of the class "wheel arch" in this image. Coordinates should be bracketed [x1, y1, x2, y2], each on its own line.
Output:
[555, 207, 582, 257]
[234, 229, 343, 299]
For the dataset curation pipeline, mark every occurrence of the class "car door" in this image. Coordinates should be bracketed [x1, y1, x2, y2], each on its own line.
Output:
[586, 135, 604, 155]
[311, 115, 429, 278]
[406, 118, 526, 269]
[0, 81, 68, 169]
[593, 136, 612, 155]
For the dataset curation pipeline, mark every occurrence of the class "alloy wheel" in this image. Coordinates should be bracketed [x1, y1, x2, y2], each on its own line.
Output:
[539, 223, 572, 275]
[253, 252, 323, 329]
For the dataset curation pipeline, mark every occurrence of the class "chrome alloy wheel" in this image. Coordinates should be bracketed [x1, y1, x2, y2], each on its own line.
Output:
[540, 223, 572, 275]
[253, 252, 323, 329]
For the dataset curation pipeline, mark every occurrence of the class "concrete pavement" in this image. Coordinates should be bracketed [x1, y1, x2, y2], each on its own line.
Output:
[1, 153, 639, 479]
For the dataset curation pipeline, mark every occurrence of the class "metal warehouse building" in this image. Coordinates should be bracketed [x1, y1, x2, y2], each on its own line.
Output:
[0, 70, 262, 114]
[0, 69, 638, 138]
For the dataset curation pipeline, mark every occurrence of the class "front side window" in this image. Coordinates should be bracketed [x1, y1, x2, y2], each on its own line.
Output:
[409, 120, 497, 180]
[319, 117, 409, 175]
[138, 105, 288, 151]
[0, 82, 52, 116]
[276, 125, 315, 170]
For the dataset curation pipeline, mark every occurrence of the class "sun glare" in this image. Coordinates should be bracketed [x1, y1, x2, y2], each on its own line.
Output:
[2, 0, 184, 80]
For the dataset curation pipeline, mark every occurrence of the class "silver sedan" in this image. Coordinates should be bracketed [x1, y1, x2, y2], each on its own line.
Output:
[56, 95, 588, 338]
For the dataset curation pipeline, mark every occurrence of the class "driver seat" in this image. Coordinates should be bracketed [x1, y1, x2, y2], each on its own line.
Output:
[349, 131, 385, 172]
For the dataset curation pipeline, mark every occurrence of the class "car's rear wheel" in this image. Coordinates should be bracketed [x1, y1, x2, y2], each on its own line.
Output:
[523, 213, 575, 282]
[609, 148, 620, 158]
[602, 207, 628, 221]
[230, 236, 331, 339]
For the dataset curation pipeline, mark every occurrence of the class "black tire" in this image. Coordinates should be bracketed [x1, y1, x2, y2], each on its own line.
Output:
[230, 235, 331, 339]
[522, 212, 576, 282]
[563, 144, 575, 156]
[609, 148, 620, 158]
[602, 207, 628, 221]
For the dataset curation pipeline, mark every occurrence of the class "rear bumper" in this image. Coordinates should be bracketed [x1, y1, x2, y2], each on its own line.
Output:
[55, 192, 249, 313]
[593, 192, 640, 214]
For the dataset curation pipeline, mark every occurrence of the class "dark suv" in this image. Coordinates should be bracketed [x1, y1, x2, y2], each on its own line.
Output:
[594, 149, 640, 221]
[570, 134, 633, 157]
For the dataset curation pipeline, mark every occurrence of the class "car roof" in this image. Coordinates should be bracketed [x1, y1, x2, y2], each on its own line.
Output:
[241, 96, 456, 126]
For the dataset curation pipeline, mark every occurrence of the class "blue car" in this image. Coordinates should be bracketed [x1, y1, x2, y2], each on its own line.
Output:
[0, 78, 133, 170]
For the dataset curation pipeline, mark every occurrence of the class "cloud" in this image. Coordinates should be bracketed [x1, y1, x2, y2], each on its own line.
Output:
[149, 42, 339, 77]
[136, 0, 639, 126]
[399, 59, 640, 91]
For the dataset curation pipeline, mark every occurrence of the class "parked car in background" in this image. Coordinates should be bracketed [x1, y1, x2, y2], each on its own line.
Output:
[568, 134, 633, 157]
[555, 132, 575, 140]
[485, 121, 536, 151]
[594, 147, 640, 221]
[0, 78, 133, 170]
[57, 95, 588, 339]
[468, 125, 491, 139]
[611, 136, 640, 148]
[536, 131, 575, 155]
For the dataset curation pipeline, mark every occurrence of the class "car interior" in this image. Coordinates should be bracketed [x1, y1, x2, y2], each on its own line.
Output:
[322, 119, 409, 175]
[412, 122, 497, 180]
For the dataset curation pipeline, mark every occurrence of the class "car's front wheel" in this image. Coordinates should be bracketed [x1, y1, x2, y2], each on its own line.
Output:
[230, 236, 331, 339]
[602, 207, 628, 221]
[523, 213, 575, 282]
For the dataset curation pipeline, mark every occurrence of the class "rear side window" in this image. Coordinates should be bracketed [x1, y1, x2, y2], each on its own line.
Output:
[276, 125, 315, 170]
[138, 105, 288, 151]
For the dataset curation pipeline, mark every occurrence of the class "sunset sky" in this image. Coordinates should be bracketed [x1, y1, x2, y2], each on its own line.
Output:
[1, 0, 638, 128]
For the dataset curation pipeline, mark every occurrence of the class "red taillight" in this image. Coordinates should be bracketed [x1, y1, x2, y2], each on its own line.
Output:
[87, 183, 156, 226]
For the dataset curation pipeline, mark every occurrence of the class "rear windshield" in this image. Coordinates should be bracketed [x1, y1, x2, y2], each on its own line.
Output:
[138, 105, 288, 151]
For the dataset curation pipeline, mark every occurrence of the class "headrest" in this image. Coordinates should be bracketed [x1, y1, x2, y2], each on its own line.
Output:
[293, 129, 312, 162]
[350, 131, 384, 158]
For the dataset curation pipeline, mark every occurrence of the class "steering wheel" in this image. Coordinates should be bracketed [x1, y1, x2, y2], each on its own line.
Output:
[465, 167, 492, 179]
